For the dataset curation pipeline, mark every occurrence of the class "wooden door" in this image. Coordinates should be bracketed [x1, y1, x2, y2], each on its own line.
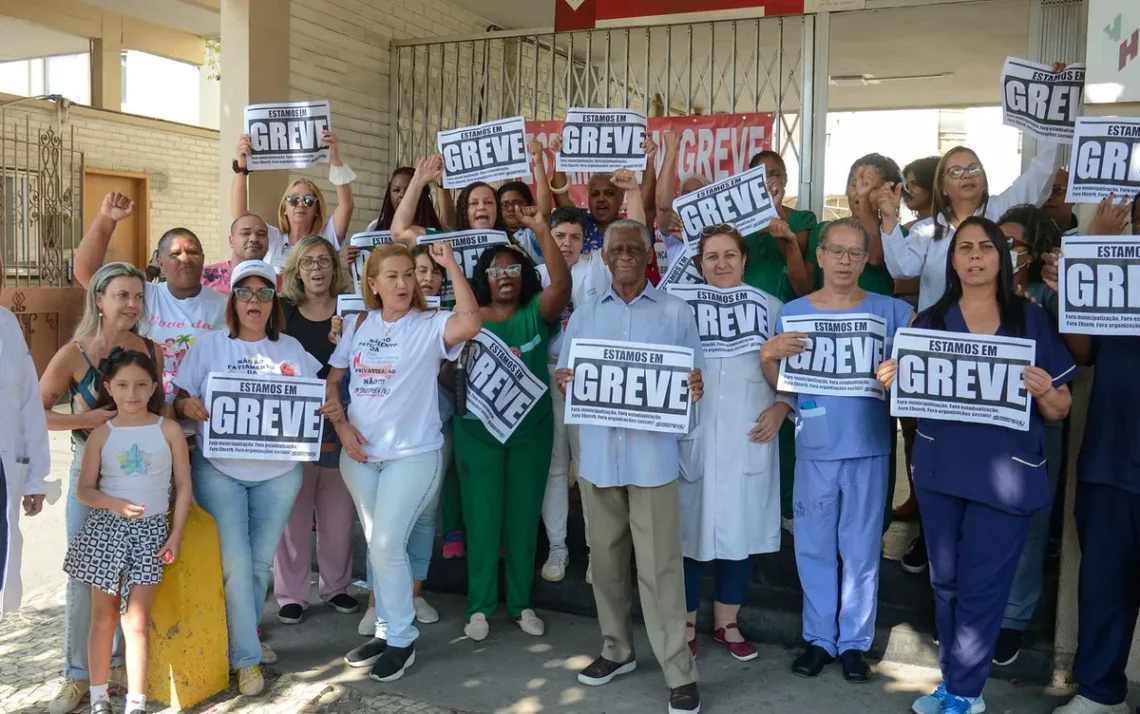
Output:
[83, 170, 150, 268]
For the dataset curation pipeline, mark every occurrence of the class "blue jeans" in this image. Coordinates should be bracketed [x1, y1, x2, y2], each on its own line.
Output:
[64, 441, 124, 680]
[191, 454, 302, 669]
[367, 493, 438, 588]
[682, 557, 753, 613]
[342, 450, 442, 647]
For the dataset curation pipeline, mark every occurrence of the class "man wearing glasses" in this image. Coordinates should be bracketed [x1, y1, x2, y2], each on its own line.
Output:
[201, 214, 272, 294]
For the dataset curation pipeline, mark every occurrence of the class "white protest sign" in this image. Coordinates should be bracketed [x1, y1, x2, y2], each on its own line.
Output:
[203, 373, 326, 460]
[1066, 116, 1140, 203]
[556, 108, 648, 172]
[336, 294, 367, 319]
[425, 296, 442, 308]
[415, 230, 509, 302]
[672, 164, 779, 255]
[777, 313, 888, 399]
[667, 284, 771, 359]
[1058, 235, 1140, 335]
[1000, 58, 1085, 142]
[564, 338, 694, 434]
[244, 101, 331, 170]
[890, 328, 1035, 431]
[659, 253, 705, 287]
[463, 329, 548, 444]
[438, 116, 529, 189]
[348, 231, 393, 295]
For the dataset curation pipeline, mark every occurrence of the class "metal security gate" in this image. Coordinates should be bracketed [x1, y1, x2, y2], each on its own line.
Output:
[390, 16, 821, 205]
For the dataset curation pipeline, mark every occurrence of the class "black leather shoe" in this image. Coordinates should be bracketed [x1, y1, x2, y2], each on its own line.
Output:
[839, 649, 871, 682]
[791, 645, 834, 677]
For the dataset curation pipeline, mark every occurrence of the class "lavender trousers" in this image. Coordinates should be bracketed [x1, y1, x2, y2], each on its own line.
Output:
[273, 463, 356, 606]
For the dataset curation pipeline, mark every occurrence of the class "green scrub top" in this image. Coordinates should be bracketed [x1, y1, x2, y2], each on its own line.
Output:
[741, 208, 818, 304]
[805, 220, 901, 296]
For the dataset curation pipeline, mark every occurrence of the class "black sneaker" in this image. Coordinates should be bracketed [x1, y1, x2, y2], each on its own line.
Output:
[992, 628, 1023, 666]
[277, 603, 304, 624]
[901, 534, 928, 574]
[668, 682, 700, 713]
[91, 702, 113, 714]
[839, 649, 871, 682]
[326, 593, 360, 614]
[345, 637, 387, 668]
[370, 644, 416, 682]
[792, 645, 835, 677]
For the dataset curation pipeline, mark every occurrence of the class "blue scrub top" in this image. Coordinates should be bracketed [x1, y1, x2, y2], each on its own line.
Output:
[912, 301, 1076, 515]
[1078, 336, 1140, 495]
[777, 291, 914, 461]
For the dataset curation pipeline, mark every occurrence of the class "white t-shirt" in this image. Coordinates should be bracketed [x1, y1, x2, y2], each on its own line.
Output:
[145, 282, 227, 403]
[266, 217, 341, 274]
[329, 309, 460, 462]
[538, 251, 610, 359]
[172, 330, 322, 482]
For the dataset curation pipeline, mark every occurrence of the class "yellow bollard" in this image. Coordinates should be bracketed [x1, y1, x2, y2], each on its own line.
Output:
[147, 503, 230, 709]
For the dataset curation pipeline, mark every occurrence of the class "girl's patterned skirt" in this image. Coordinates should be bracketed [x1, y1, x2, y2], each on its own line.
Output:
[63, 510, 168, 612]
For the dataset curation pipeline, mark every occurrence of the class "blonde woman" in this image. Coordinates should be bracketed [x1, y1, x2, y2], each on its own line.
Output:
[232, 129, 356, 272]
[272, 235, 358, 626]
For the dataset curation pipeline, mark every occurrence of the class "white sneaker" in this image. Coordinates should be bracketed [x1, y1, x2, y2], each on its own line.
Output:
[260, 641, 278, 665]
[1052, 695, 1129, 714]
[464, 613, 489, 641]
[585, 557, 593, 585]
[47, 679, 88, 714]
[358, 606, 376, 636]
[541, 547, 569, 582]
[515, 608, 545, 636]
[414, 596, 439, 624]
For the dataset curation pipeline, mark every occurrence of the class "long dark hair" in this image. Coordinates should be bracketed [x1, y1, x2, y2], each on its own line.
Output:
[457, 182, 507, 232]
[94, 348, 166, 415]
[996, 204, 1062, 284]
[919, 216, 1026, 336]
[375, 167, 443, 231]
[471, 245, 542, 307]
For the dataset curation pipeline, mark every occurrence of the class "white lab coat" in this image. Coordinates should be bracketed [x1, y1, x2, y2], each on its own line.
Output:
[0, 307, 51, 617]
[679, 301, 792, 562]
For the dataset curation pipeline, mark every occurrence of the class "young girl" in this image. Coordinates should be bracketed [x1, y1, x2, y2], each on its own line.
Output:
[63, 349, 192, 714]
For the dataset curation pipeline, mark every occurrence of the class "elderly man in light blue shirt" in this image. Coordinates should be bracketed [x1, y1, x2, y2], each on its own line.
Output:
[555, 219, 704, 714]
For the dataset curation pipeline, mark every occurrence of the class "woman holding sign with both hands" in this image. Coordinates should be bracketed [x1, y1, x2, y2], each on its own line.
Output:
[322, 240, 480, 681]
[877, 217, 1074, 714]
[172, 260, 323, 696]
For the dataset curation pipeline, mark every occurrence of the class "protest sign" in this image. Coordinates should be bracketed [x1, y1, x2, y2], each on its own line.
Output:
[439, 116, 529, 189]
[1066, 116, 1140, 203]
[659, 253, 705, 287]
[244, 101, 331, 170]
[667, 284, 770, 359]
[462, 329, 548, 443]
[203, 373, 326, 460]
[415, 230, 509, 301]
[889, 328, 1035, 431]
[1058, 235, 1140, 335]
[348, 231, 393, 294]
[672, 164, 779, 254]
[564, 338, 694, 434]
[776, 313, 889, 399]
[556, 108, 648, 172]
[336, 294, 366, 319]
[1000, 58, 1085, 141]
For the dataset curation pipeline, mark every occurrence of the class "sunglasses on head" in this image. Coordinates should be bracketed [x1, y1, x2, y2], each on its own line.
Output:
[486, 264, 523, 280]
[233, 286, 276, 303]
[700, 223, 738, 237]
[285, 195, 318, 208]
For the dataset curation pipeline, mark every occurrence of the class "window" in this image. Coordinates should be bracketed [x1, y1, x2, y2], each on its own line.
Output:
[0, 53, 91, 106]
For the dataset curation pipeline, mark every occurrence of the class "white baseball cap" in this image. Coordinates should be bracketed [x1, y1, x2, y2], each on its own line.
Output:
[230, 260, 277, 290]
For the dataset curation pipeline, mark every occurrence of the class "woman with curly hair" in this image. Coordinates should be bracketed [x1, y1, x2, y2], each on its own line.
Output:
[367, 167, 446, 233]
[453, 205, 570, 643]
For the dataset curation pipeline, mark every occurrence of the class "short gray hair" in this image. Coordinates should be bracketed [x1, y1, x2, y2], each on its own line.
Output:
[74, 262, 149, 340]
[818, 216, 870, 251]
[603, 219, 652, 251]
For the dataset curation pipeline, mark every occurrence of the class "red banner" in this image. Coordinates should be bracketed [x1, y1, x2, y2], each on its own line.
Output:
[526, 113, 776, 209]
[555, 0, 805, 32]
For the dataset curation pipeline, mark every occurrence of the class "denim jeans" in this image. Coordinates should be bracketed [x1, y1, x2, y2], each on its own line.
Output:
[191, 454, 302, 669]
[342, 449, 442, 647]
[64, 440, 124, 680]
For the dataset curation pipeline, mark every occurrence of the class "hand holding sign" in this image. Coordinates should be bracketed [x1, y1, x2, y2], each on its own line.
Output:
[329, 315, 344, 344]
[1088, 192, 1132, 236]
[177, 396, 210, 422]
[555, 367, 573, 396]
[688, 369, 704, 403]
[549, 133, 563, 153]
[1022, 365, 1056, 398]
[236, 133, 252, 169]
[761, 331, 809, 361]
[876, 358, 898, 390]
[1040, 250, 1061, 293]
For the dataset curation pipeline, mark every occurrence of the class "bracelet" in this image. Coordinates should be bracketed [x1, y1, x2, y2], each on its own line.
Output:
[549, 180, 571, 195]
[231, 159, 250, 175]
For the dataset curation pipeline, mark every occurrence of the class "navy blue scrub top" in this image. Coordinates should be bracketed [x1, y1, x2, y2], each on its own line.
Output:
[1078, 336, 1140, 495]
[911, 301, 1076, 516]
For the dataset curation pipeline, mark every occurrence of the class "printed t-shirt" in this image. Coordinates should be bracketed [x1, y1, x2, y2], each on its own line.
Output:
[173, 329, 322, 482]
[806, 221, 896, 296]
[538, 251, 610, 359]
[741, 208, 818, 303]
[145, 282, 227, 403]
[266, 217, 340, 275]
[329, 309, 459, 462]
[201, 261, 234, 294]
[776, 291, 913, 461]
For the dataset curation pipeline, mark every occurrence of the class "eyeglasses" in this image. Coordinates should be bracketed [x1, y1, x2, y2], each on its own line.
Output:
[233, 286, 276, 303]
[486, 264, 523, 280]
[945, 164, 983, 180]
[700, 223, 738, 237]
[299, 255, 333, 270]
[823, 245, 868, 260]
[285, 195, 318, 208]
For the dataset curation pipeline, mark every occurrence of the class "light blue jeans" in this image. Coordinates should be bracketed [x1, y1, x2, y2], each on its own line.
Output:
[342, 449, 442, 648]
[191, 454, 303, 669]
[64, 440, 124, 680]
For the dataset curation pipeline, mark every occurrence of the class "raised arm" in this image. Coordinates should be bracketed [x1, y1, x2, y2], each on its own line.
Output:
[75, 192, 136, 288]
[547, 134, 575, 209]
[640, 136, 659, 223]
[529, 138, 554, 217]
[430, 243, 482, 346]
[325, 130, 355, 243]
[655, 130, 681, 218]
[232, 133, 252, 219]
[611, 169, 647, 227]
[517, 206, 571, 324]
[438, 187, 457, 231]
[391, 156, 441, 246]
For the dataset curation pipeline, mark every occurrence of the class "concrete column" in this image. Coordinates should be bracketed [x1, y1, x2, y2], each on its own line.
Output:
[216, 0, 290, 254]
[90, 12, 122, 112]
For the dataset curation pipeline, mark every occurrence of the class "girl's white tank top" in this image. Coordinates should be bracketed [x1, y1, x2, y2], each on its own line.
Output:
[99, 417, 173, 519]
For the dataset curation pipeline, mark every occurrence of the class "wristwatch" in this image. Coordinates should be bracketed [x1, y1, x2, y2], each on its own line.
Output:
[232, 159, 250, 175]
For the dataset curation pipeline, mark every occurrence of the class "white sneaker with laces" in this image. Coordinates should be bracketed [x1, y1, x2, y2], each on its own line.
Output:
[464, 612, 489, 641]
[413, 596, 439, 624]
[47, 679, 88, 714]
[541, 547, 569, 582]
[515, 608, 545, 636]
[358, 606, 376, 636]
[1052, 696, 1129, 714]
[260, 641, 278, 665]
